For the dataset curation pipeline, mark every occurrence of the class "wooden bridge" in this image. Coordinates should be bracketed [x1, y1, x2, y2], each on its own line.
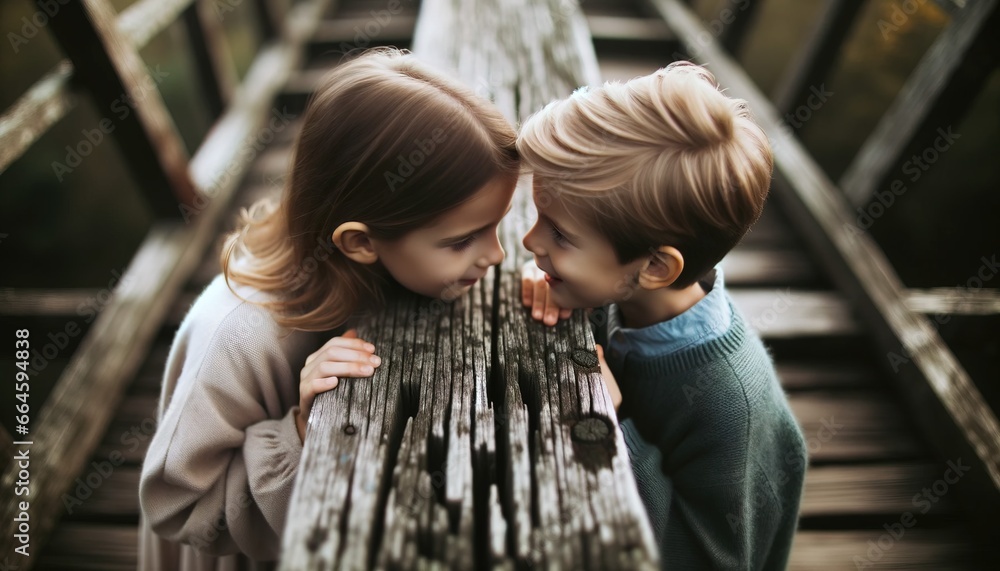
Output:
[1, 0, 997, 569]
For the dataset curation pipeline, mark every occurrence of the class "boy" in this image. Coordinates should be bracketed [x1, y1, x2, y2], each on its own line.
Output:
[518, 62, 807, 569]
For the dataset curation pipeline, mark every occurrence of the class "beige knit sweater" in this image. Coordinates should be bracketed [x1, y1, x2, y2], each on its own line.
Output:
[138, 273, 330, 570]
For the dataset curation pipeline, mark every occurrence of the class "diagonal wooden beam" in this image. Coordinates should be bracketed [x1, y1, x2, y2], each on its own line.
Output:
[772, 0, 864, 114]
[839, 0, 1000, 207]
[0, 61, 76, 174]
[40, 0, 197, 218]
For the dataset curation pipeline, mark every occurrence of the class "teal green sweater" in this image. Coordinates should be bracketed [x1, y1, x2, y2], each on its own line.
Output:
[592, 296, 807, 569]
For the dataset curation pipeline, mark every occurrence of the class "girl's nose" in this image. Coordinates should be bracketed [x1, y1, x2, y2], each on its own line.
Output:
[478, 234, 505, 268]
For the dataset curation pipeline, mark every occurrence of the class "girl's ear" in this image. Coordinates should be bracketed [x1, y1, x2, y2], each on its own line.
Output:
[332, 222, 379, 264]
[637, 246, 683, 290]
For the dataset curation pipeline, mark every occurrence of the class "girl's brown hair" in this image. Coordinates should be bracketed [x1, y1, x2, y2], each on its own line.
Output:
[221, 48, 519, 331]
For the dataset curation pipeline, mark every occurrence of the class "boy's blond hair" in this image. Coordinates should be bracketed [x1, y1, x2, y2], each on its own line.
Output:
[517, 61, 772, 287]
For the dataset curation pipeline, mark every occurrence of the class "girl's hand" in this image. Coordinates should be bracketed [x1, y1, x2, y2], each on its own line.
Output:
[521, 261, 572, 326]
[595, 344, 622, 413]
[296, 329, 380, 442]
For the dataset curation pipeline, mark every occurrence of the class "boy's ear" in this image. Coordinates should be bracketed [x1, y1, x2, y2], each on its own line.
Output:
[637, 246, 684, 290]
[332, 222, 379, 265]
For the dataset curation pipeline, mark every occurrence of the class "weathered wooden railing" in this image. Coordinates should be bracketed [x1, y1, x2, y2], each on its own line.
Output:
[646, 0, 1000, 531]
[279, 0, 659, 568]
[0, 0, 331, 565]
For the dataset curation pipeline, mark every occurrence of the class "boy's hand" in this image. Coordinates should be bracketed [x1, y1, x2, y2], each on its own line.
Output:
[296, 329, 380, 442]
[595, 344, 622, 412]
[521, 261, 572, 326]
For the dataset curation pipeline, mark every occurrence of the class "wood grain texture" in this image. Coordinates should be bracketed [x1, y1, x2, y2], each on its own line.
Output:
[788, 529, 978, 570]
[904, 287, 1000, 315]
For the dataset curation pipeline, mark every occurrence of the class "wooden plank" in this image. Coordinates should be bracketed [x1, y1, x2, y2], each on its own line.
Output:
[62, 467, 141, 520]
[280, 296, 413, 568]
[729, 289, 860, 338]
[801, 463, 958, 518]
[772, 0, 864, 114]
[720, 248, 820, 287]
[35, 524, 137, 571]
[741, 203, 795, 246]
[789, 530, 977, 570]
[97, 409, 160, 465]
[777, 361, 879, 391]
[0, 288, 100, 316]
[0, 2, 332, 566]
[645, 0, 1000, 522]
[494, 272, 660, 568]
[586, 15, 674, 42]
[788, 391, 920, 462]
[310, 14, 418, 46]
[117, 0, 196, 51]
[905, 287, 1000, 315]
[0, 61, 76, 174]
[839, 0, 1000, 207]
[44, 0, 198, 218]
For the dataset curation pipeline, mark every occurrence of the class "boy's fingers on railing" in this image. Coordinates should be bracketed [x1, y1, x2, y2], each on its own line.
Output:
[595, 344, 622, 411]
[520, 261, 538, 307]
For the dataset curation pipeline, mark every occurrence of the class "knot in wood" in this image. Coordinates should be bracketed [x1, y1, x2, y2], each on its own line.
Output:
[572, 417, 610, 443]
[571, 348, 598, 368]
[343, 424, 357, 435]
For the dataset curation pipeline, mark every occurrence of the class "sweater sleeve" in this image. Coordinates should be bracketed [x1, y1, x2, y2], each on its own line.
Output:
[139, 306, 305, 560]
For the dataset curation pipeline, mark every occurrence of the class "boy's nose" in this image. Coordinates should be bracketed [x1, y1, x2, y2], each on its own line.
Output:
[522, 224, 543, 256]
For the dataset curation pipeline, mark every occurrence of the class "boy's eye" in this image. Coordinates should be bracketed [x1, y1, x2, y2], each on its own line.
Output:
[450, 235, 477, 252]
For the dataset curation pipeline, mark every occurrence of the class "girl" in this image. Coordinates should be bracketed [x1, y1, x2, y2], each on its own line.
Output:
[138, 48, 519, 570]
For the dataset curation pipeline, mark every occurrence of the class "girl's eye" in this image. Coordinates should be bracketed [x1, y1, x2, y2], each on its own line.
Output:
[450, 235, 477, 252]
[549, 223, 568, 245]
